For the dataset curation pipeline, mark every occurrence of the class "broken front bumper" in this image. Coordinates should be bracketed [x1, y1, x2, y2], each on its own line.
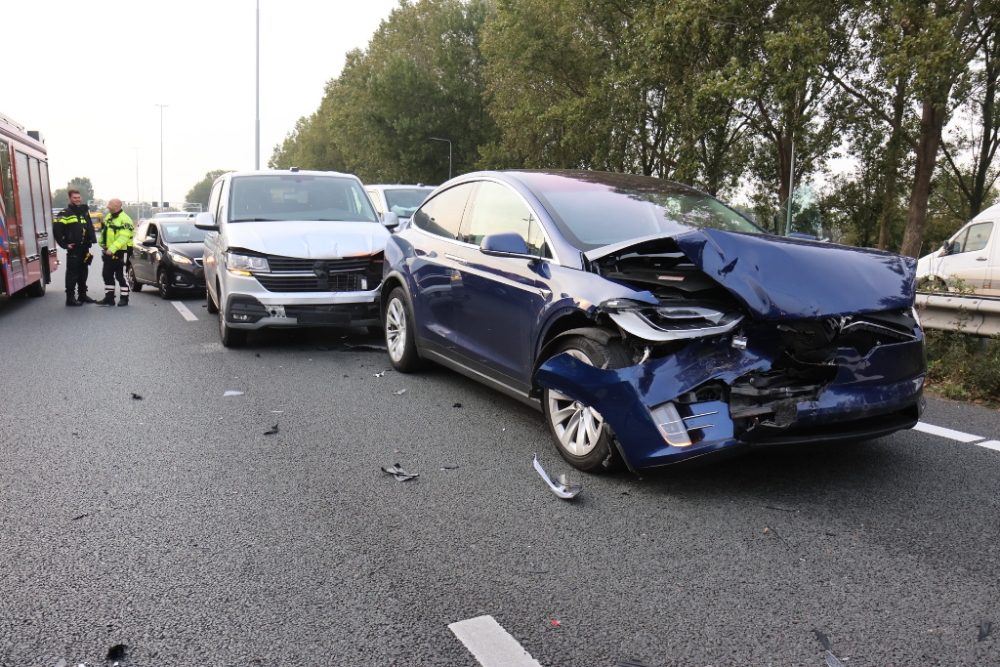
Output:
[535, 332, 926, 470]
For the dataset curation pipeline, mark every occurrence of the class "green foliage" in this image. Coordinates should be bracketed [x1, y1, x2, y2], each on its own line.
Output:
[925, 329, 1000, 401]
[52, 177, 95, 208]
[185, 170, 233, 210]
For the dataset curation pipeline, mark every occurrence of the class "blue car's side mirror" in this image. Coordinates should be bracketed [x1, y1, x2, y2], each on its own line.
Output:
[480, 233, 536, 259]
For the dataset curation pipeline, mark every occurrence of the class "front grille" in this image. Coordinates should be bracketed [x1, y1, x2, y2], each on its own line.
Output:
[255, 273, 364, 293]
[265, 255, 369, 273]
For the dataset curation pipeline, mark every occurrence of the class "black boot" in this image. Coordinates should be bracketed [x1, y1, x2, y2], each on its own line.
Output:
[117, 295, 129, 307]
[66, 295, 82, 307]
[98, 293, 116, 306]
[78, 294, 98, 304]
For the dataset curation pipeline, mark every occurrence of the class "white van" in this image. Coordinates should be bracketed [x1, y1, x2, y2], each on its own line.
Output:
[916, 202, 1000, 293]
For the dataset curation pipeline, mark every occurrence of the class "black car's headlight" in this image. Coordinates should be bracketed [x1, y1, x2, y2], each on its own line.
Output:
[168, 251, 193, 265]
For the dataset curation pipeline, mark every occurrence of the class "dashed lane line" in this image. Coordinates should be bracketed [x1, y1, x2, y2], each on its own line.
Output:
[913, 422, 984, 443]
[449, 615, 542, 667]
[171, 301, 198, 322]
[976, 440, 1000, 452]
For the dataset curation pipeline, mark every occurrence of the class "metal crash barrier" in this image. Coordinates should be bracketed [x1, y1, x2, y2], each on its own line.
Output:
[915, 292, 1000, 337]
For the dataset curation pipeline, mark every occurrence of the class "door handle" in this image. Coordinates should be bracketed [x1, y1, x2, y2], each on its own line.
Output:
[977, 257, 988, 261]
[444, 253, 467, 264]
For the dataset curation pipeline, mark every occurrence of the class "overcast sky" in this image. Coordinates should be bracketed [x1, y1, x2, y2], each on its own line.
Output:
[4, 0, 400, 204]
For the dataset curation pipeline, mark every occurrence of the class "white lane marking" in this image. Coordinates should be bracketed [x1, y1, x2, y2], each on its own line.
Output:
[976, 440, 1000, 452]
[171, 301, 198, 322]
[913, 422, 983, 443]
[448, 615, 542, 667]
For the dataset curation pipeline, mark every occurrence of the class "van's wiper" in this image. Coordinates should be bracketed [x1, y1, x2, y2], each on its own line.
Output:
[231, 217, 278, 222]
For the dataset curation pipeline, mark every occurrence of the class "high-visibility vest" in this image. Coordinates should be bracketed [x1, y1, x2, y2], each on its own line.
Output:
[100, 211, 134, 254]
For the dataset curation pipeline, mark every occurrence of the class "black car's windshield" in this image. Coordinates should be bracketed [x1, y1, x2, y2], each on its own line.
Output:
[230, 175, 379, 223]
[514, 171, 762, 251]
[160, 223, 206, 243]
[384, 188, 434, 219]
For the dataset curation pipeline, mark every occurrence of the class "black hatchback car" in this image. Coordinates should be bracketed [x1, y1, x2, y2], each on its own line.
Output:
[127, 220, 206, 299]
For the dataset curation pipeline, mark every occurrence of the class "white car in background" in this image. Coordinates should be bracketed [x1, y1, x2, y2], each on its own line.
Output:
[916, 202, 1000, 293]
[197, 169, 391, 347]
[365, 184, 435, 230]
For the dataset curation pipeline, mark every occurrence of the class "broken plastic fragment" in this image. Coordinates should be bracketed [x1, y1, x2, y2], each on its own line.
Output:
[72, 513, 89, 521]
[453, 402, 463, 408]
[264, 423, 279, 435]
[550, 620, 560, 626]
[813, 629, 830, 650]
[373, 370, 388, 378]
[106, 645, 126, 661]
[393, 388, 407, 395]
[441, 464, 459, 470]
[825, 650, 845, 667]
[131, 392, 143, 400]
[381, 464, 419, 481]
[532, 454, 581, 499]
[271, 410, 284, 413]
[980, 621, 992, 642]
[223, 390, 244, 397]
[54, 660, 67, 667]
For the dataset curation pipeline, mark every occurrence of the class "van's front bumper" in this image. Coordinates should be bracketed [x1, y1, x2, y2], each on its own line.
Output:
[222, 274, 381, 329]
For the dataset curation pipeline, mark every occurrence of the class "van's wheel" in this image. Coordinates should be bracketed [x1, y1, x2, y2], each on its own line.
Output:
[385, 287, 423, 372]
[127, 264, 142, 292]
[206, 284, 219, 314]
[219, 309, 248, 347]
[157, 270, 174, 300]
[25, 279, 45, 297]
[541, 335, 630, 473]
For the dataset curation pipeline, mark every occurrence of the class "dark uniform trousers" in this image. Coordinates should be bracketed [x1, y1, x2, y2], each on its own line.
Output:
[102, 251, 129, 294]
[65, 247, 90, 297]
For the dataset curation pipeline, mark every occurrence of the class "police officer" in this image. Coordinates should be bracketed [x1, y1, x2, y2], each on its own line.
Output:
[53, 189, 97, 306]
[98, 198, 134, 306]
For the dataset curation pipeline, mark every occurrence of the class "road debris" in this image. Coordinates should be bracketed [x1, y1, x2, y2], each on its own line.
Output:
[381, 464, 419, 482]
[532, 454, 581, 499]
[441, 464, 459, 470]
[813, 629, 830, 650]
[765, 505, 799, 512]
[271, 410, 284, 413]
[106, 644, 127, 661]
[255, 353, 260, 357]
[54, 660, 67, 667]
[980, 621, 992, 641]
[223, 390, 244, 397]
[826, 650, 845, 667]
[131, 392, 143, 400]
[71, 513, 89, 521]
[393, 388, 407, 395]
[550, 620, 560, 627]
[453, 403, 463, 408]
[264, 423, 279, 436]
[615, 661, 657, 667]
[346, 342, 388, 352]
[373, 370, 388, 378]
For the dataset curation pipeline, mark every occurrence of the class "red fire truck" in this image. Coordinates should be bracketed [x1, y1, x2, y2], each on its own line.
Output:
[0, 111, 57, 298]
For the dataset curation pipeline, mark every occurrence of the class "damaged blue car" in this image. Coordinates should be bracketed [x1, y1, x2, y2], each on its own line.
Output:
[380, 170, 925, 472]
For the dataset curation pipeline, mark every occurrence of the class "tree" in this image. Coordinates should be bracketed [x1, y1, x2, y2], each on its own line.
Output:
[185, 170, 233, 210]
[52, 177, 95, 208]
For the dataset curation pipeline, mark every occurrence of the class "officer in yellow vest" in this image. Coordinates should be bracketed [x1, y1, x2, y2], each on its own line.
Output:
[98, 199, 134, 306]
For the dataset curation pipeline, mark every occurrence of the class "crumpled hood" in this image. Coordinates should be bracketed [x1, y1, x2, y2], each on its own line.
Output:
[225, 220, 390, 258]
[588, 229, 916, 319]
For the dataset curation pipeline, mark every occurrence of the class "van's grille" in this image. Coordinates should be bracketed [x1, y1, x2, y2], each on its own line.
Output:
[265, 255, 369, 273]
[255, 273, 365, 293]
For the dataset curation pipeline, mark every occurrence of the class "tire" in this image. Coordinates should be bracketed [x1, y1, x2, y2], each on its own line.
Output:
[25, 279, 45, 298]
[127, 264, 142, 292]
[206, 284, 219, 314]
[158, 269, 174, 300]
[219, 299, 248, 348]
[384, 287, 423, 372]
[541, 335, 630, 473]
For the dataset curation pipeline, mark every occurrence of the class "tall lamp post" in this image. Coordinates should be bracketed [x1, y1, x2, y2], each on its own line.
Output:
[155, 104, 168, 208]
[429, 137, 452, 181]
[255, 0, 260, 169]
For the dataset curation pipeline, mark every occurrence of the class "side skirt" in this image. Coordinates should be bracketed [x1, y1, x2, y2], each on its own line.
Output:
[418, 338, 541, 411]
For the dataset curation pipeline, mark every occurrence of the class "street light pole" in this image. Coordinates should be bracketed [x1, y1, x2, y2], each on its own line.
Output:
[429, 137, 452, 181]
[155, 104, 168, 208]
[134, 147, 140, 218]
[255, 0, 260, 170]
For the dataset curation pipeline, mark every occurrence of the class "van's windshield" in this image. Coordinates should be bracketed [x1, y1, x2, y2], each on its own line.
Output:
[229, 175, 379, 223]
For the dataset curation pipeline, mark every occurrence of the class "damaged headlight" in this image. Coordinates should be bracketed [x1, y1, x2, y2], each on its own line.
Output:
[650, 401, 693, 447]
[226, 252, 270, 276]
[601, 299, 743, 342]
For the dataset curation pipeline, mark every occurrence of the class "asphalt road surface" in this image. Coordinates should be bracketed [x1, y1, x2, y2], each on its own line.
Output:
[2, 261, 999, 667]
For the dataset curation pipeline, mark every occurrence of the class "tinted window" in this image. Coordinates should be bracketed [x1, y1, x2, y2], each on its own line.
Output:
[514, 171, 762, 251]
[384, 188, 433, 219]
[951, 228, 971, 253]
[366, 189, 383, 215]
[29, 158, 45, 242]
[14, 152, 37, 256]
[161, 223, 206, 243]
[463, 182, 549, 258]
[0, 141, 12, 219]
[229, 175, 378, 223]
[208, 180, 223, 223]
[412, 183, 475, 239]
[964, 222, 993, 253]
[38, 161, 52, 238]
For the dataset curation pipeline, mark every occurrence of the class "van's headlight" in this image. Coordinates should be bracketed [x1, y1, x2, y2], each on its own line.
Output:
[226, 252, 269, 275]
[168, 251, 193, 265]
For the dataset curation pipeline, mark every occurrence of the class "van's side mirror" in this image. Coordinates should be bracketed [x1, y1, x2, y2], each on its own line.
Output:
[480, 233, 536, 260]
[195, 212, 218, 230]
[383, 212, 400, 229]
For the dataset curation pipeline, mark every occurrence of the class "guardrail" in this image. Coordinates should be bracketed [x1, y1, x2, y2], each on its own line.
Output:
[915, 291, 1000, 336]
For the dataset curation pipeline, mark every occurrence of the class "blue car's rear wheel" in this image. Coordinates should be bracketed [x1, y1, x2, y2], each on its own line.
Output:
[542, 335, 630, 472]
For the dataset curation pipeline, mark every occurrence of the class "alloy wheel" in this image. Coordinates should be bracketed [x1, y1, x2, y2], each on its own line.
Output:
[386, 297, 407, 363]
[545, 349, 605, 457]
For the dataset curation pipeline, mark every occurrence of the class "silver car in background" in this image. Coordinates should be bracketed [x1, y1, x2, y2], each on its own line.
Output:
[197, 170, 390, 347]
[365, 184, 435, 230]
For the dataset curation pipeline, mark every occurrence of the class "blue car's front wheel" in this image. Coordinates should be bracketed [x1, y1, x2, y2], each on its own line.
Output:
[542, 335, 630, 472]
[385, 287, 424, 372]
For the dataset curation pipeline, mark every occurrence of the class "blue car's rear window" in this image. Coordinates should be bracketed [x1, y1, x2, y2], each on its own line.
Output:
[512, 171, 762, 251]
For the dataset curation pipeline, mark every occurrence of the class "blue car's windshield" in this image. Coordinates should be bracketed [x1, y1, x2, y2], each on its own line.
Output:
[514, 171, 762, 251]
[230, 175, 379, 223]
